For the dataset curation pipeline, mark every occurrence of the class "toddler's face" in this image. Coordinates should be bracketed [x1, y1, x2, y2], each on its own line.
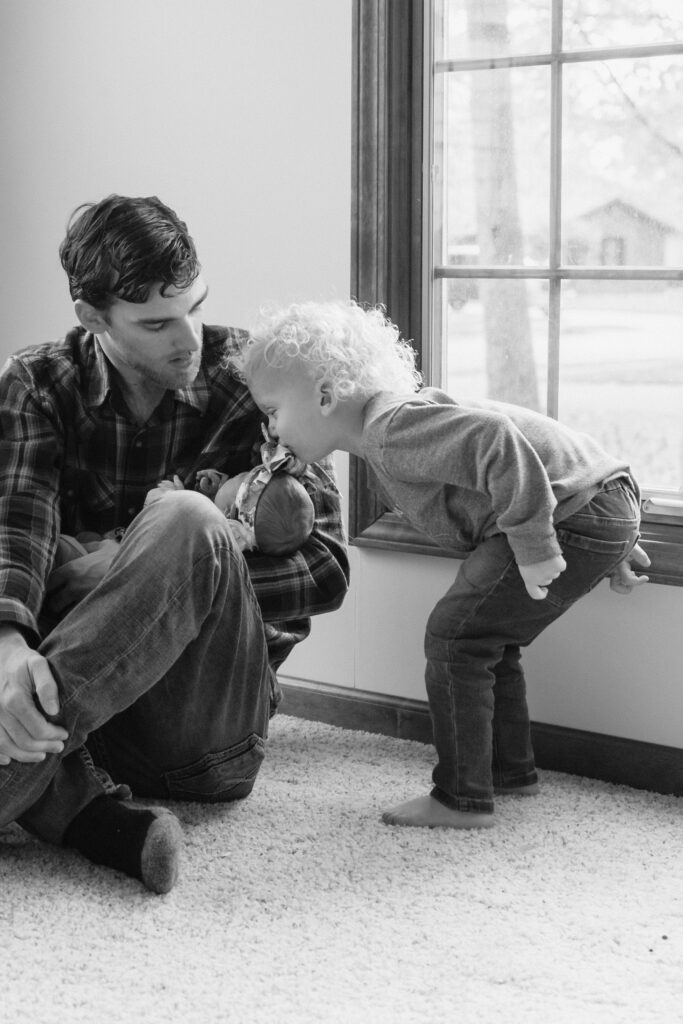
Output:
[246, 360, 334, 464]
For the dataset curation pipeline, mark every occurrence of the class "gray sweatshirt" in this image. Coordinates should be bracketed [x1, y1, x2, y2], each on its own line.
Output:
[361, 388, 632, 566]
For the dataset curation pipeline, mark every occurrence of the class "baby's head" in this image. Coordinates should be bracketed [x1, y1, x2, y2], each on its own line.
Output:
[234, 468, 315, 556]
[235, 299, 422, 401]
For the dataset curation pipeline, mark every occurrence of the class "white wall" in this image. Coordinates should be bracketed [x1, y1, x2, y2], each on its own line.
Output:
[0, 0, 352, 357]
[288, 548, 683, 749]
[2, 0, 682, 752]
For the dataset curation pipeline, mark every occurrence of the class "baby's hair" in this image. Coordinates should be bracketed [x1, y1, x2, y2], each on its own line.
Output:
[233, 299, 422, 399]
[253, 473, 315, 556]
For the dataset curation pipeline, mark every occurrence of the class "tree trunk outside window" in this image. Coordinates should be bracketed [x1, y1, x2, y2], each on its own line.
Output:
[465, 0, 540, 410]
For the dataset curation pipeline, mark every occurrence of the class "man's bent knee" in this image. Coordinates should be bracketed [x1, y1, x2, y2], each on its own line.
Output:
[161, 733, 266, 803]
[132, 491, 241, 565]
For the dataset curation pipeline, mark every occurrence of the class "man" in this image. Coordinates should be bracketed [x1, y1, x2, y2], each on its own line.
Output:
[0, 195, 349, 893]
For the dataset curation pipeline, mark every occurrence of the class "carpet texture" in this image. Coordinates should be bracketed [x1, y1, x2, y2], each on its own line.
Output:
[1, 713, 682, 1024]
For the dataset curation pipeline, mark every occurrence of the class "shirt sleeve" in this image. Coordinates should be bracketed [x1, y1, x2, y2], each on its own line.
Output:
[244, 457, 350, 622]
[377, 401, 562, 565]
[0, 358, 62, 639]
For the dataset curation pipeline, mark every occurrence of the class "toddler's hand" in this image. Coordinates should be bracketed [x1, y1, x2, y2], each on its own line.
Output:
[609, 543, 650, 594]
[519, 555, 567, 600]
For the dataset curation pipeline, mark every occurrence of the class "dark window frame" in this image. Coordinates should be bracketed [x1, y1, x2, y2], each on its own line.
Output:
[350, 0, 683, 587]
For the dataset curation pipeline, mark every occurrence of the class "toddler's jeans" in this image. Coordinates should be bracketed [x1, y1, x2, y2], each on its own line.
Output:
[424, 475, 641, 814]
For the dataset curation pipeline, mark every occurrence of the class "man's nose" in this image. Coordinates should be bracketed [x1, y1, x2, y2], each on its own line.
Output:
[174, 316, 202, 350]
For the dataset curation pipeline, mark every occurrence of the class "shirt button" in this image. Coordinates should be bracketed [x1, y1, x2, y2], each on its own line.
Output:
[127, 507, 136, 516]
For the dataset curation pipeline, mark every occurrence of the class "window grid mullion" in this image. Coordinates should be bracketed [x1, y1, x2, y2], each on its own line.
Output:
[547, 0, 563, 418]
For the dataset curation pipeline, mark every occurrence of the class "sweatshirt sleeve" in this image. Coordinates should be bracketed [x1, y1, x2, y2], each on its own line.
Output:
[375, 400, 564, 565]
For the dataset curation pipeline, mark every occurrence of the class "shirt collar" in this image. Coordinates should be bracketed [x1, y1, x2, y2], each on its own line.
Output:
[85, 339, 113, 408]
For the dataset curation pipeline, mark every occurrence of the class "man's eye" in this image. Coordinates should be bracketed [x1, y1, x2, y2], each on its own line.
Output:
[146, 323, 166, 332]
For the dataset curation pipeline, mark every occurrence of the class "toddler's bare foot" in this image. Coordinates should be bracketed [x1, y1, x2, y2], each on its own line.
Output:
[381, 794, 494, 829]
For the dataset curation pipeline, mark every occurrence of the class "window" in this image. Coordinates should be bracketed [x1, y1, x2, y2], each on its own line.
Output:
[351, 0, 683, 585]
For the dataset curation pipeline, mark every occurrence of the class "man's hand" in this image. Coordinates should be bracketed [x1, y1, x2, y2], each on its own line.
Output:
[0, 627, 68, 765]
[609, 543, 651, 594]
[45, 539, 119, 615]
[518, 554, 567, 600]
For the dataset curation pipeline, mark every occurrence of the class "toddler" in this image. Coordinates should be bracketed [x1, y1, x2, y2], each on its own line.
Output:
[233, 299, 650, 829]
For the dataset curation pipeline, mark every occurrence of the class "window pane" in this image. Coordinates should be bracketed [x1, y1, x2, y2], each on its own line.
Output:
[436, 0, 551, 61]
[562, 55, 683, 265]
[563, 0, 683, 50]
[436, 67, 551, 268]
[558, 282, 683, 491]
[437, 277, 550, 412]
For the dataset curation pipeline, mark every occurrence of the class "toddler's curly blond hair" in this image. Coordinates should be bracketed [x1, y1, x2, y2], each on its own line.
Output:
[233, 299, 422, 400]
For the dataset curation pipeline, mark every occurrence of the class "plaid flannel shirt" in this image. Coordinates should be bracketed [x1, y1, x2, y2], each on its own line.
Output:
[0, 325, 349, 661]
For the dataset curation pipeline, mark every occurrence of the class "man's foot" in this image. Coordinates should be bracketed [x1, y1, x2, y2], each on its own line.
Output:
[494, 782, 540, 797]
[381, 794, 494, 829]
[63, 795, 183, 893]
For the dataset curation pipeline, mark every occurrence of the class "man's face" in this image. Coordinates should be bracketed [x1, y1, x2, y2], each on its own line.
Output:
[94, 276, 208, 391]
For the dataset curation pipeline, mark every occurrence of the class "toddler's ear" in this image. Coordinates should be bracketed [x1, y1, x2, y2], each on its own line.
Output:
[317, 379, 336, 414]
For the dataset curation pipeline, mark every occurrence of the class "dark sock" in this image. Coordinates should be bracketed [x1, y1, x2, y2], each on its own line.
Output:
[63, 795, 183, 894]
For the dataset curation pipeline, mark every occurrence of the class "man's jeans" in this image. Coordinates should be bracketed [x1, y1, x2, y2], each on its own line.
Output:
[0, 491, 272, 844]
[424, 476, 641, 814]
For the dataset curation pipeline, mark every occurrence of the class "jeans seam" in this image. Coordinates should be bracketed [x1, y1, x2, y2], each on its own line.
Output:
[435, 553, 518, 658]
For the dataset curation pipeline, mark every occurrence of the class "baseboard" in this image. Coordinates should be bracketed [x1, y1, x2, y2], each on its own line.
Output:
[279, 678, 683, 798]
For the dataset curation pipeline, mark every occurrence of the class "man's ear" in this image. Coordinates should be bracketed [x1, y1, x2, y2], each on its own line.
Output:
[317, 379, 338, 416]
[74, 299, 110, 335]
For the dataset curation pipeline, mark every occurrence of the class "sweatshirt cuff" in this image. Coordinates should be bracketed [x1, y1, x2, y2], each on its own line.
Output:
[509, 530, 563, 567]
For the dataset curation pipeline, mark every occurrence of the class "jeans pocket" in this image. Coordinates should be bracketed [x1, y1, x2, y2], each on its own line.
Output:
[163, 733, 265, 802]
[547, 529, 635, 608]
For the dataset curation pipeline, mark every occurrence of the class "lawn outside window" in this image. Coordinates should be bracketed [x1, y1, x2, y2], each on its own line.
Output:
[351, 0, 683, 586]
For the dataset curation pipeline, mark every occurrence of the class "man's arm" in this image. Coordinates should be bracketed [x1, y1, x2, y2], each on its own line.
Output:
[0, 359, 70, 755]
[0, 360, 65, 637]
[244, 459, 350, 621]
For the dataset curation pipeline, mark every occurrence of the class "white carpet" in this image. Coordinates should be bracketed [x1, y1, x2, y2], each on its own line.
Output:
[1, 713, 682, 1024]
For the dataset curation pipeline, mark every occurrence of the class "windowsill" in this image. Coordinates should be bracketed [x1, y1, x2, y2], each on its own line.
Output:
[350, 509, 683, 588]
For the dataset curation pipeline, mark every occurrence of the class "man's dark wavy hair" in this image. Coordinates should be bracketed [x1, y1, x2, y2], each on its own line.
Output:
[59, 194, 201, 310]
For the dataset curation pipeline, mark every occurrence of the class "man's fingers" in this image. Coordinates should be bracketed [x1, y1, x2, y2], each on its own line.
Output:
[4, 679, 67, 745]
[31, 660, 62, 719]
[7, 708, 66, 746]
[0, 725, 62, 763]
